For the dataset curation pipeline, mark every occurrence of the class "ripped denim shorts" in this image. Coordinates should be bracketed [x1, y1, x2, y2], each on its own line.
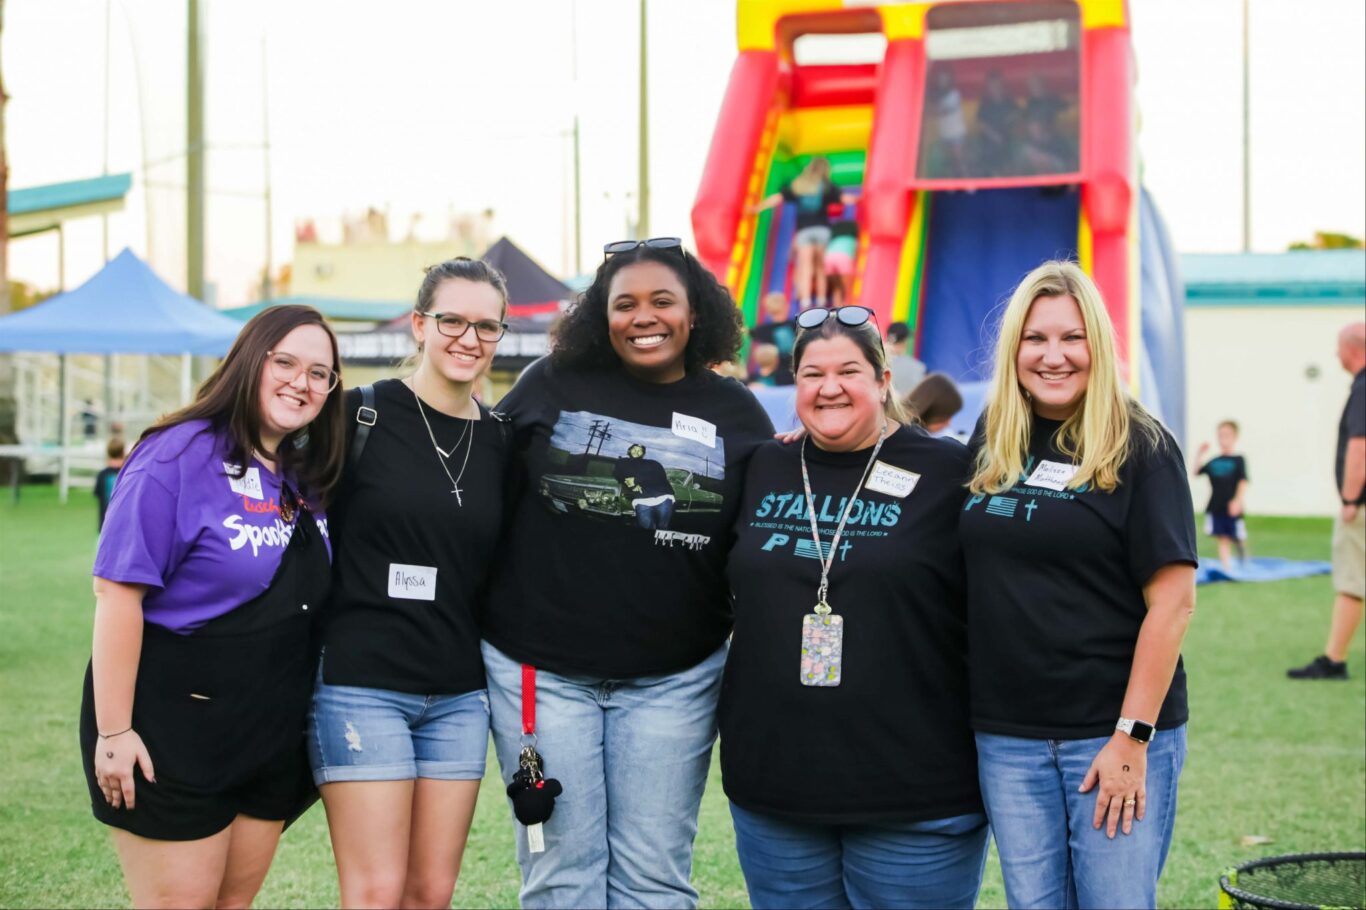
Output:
[306, 659, 489, 785]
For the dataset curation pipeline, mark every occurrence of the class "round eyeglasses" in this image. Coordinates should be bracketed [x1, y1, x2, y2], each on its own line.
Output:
[266, 351, 339, 394]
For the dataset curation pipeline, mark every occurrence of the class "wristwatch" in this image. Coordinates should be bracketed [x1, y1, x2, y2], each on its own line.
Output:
[1115, 717, 1156, 743]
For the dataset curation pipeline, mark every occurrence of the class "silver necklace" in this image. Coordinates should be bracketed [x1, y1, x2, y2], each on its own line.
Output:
[411, 383, 475, 506]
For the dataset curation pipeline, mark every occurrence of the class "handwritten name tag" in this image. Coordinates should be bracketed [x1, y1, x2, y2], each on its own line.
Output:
[865, 461, 920, 499]
[388, 563, 437, 601]
[224, 463, 264, 500]
[672, 412, 717, 448]
[1024, 459, 1078, 491]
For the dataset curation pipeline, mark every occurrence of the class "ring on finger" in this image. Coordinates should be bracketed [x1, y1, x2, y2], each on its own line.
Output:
[1123, 797, 1137, 806]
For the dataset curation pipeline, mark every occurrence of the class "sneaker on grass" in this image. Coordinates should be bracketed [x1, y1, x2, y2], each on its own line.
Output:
[1286, 655, 1349, 680]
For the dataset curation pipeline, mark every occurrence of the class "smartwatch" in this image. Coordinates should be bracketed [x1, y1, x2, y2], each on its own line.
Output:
[1115, 717, 1155, 743]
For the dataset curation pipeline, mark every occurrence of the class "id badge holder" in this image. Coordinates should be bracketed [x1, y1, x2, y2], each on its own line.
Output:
[800, 612, 844, 687]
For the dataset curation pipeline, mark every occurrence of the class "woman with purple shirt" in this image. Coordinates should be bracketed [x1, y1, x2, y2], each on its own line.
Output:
[81, 306, 346, 908]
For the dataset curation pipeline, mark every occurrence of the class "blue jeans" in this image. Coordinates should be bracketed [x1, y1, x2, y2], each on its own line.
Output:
[632, 498, 674, 531]
[730, 803, 989, 909]
[482, 640, 727, 909]
[975, 726, 1187, 909]
[306, 660, 489, 785]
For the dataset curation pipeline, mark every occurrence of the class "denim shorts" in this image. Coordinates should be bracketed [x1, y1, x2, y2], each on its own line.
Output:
[307, 661, 490, 785]
[794, 225, 833, 248]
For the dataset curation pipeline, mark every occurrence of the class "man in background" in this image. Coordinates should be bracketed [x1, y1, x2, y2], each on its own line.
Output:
[1288, 322, 1365, 680]
[885, 322, 926, 394]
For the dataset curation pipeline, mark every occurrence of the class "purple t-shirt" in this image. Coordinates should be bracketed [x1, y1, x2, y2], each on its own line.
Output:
[93, 419, 330, 634]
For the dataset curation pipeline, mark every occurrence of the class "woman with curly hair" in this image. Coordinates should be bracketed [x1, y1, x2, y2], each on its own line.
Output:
[481, 237, 774, 908]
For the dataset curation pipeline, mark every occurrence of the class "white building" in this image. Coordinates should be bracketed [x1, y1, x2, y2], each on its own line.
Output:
[1182, 251, 1366, 517]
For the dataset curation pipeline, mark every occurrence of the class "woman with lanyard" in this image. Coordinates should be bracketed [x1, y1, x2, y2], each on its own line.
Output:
[482, 237, 775, 908]
[960, 261, 1197, 909]
[720, 306, 988, 909]
[81, 305, 343, 908]
[308, 258, 511, 908]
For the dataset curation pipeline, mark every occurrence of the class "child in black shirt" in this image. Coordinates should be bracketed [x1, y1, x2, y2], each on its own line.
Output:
[1192, 419, 1250, 569]
[93, 437, 125, 531]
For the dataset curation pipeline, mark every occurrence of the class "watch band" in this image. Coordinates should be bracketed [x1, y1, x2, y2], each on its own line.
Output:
[1115, 717, 1156, 743]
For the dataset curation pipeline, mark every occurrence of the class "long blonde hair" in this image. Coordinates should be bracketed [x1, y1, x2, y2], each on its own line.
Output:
[789, 156, 831, 196]
[968, 260, 1161, 495]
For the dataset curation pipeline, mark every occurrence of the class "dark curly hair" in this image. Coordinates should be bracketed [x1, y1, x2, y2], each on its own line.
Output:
[550, 244, 745, 373]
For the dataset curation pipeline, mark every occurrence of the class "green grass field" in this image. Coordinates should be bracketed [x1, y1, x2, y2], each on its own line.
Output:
[1, 487, 1362, 909]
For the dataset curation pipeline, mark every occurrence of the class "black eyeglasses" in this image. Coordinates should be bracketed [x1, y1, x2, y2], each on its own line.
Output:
[603, 236, 683, 258]
[419, 312, 508, 342]
[795, 306, 878, 332]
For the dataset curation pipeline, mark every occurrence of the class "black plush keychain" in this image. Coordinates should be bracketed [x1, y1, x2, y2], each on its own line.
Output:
[507, 744, 561, 853]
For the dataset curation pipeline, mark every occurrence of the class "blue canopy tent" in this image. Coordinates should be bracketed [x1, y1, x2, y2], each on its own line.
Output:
[0, 248, 241, 498]
[0, 248, 241, 355]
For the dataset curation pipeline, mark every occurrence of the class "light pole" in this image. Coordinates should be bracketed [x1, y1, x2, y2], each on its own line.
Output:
[637, 0, 649, 239]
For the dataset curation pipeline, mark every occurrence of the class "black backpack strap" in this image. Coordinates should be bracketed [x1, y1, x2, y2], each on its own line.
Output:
[485, 405, 512, 448]
[350, 384, 377, 471]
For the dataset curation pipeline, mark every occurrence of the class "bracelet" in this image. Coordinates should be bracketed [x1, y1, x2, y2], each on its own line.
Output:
[97, 727, 133, 740]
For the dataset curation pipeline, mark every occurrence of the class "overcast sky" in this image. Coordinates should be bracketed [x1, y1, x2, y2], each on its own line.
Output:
[6, 0, 1364, 305]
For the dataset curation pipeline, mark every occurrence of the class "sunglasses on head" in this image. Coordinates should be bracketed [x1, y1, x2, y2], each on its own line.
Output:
[603, 236, 683, 259]
[795, 305, 877, 332]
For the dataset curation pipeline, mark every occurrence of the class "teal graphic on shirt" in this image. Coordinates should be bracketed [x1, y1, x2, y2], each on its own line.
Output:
[747, 490, 904, 562]
[962, 454, 1089, 524]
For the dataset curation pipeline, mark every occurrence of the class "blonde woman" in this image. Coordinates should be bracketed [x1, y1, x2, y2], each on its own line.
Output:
[958, 261, 1197, 910]
[751, 157, 856, 309]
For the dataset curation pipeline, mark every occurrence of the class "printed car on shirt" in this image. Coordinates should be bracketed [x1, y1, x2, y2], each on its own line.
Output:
[539, 467, 722, 519]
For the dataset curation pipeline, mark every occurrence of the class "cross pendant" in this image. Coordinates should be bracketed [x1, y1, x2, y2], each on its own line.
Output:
[452, 485, 463, 506]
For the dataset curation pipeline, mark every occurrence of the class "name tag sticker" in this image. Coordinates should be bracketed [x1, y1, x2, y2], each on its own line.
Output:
[388, 563, 437, 601]
[865, 461, 920, 499]
[672, 413, 717, 448]
[225, 463, 264, 500]
[1025, 460, 1078, 491]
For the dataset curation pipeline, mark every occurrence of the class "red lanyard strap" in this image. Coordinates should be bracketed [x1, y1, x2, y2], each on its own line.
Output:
[521, 663, 536, 736]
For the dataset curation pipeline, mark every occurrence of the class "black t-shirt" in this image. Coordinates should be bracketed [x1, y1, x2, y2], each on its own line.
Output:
[483, 358, 776, 678]
[1337, 369, 1365, 504]
[960, 413, 1198, 739]
[720, 426, 982, 825]
[321, 379, 508, 695]
[781, 180, 843, 231]
[1198, 454, 1248, 514]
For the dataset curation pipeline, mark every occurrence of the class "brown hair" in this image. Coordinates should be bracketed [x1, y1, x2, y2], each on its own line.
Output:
[106, 438, 126, 460]
[403, 257, 509, 369]
[1218, 419, 1239, 435]
[140, 305, 346, 503]
[904, 372, 963, 426]
[792, 316, 907, 422]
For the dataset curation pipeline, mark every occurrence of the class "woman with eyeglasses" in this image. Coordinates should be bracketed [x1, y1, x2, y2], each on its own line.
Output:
[481, 237, 775, 908]
[81, 305, 344, 908]
[961, 261, 1196, 909]
[308, 258, 512, 908]
[719, 305, 988, 909]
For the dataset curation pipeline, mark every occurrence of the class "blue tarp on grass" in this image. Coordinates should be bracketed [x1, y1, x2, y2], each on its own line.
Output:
[1195, 557, 1332, 586]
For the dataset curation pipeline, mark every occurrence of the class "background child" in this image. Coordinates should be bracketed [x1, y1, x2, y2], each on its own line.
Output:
[903, 372, 965, 441]
[93, 437, 125, 532]
[1193, 420, 1250, 569]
